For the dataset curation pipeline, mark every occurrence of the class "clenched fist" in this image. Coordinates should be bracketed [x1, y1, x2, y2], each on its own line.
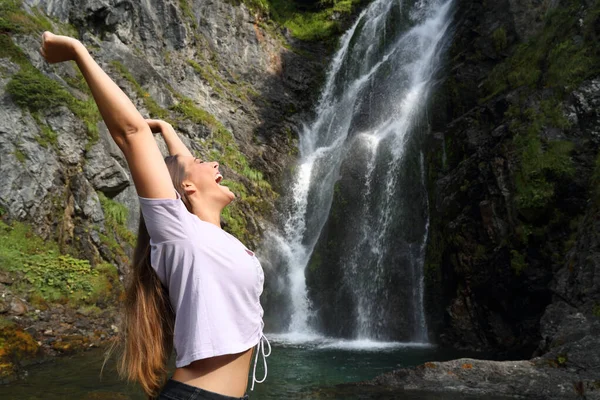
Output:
[39, 31, 83, 64]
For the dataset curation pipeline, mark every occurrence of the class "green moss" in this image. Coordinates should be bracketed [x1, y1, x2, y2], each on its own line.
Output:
[0, 34, 28, 65]
[593, 304, 600, 318]
[98, 192, 136, 249]
[7, 66, 100, 146]
[0, 220, 117, 305]
[31, 113, 58, 148]
[111, 61, 169, 120]
[179, 0, 197, 28]
[7, 66, 72, 111]
[508, 101, 575, 215]
[187, 59, 255, 101]
[220, 205, 247, 241]
[171, 95, 219, 128]
[482, 0, 600, 101]
[265, 0, 364, 41]
[0, 0, 50, 34]
[308, 250, 322, 272]
[13, 148, 25, 163]
[0, 325, 39, 369]
[510, 249, 528, 276]
[491, 27, 507, 52]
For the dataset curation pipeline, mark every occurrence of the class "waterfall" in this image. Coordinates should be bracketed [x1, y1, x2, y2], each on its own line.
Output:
[264, 0, 454, 342]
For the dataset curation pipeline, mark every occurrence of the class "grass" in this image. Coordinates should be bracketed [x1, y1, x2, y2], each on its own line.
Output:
[98, 192, 136, 252]
[0, 0, 52, 34]
[5, 58, 101, 147]
[187, 59, 258, 102]
[265, 0, 365, 41]
[482, 0, 600, 101]
[0, 220, 119, 306]
[507, 101, 575, 215]
[178, 0, 197, 28]
[32, 114, 58, 148]
[171, 95, 220, 128]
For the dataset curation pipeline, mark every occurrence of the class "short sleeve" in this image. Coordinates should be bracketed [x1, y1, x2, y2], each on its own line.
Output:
[138, 191, 192, 243]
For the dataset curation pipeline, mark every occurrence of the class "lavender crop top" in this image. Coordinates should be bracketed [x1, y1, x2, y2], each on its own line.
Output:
[138, 192, 270, 391]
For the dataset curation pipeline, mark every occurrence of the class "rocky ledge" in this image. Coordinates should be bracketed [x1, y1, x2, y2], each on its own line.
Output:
[347, 356, 600, 400]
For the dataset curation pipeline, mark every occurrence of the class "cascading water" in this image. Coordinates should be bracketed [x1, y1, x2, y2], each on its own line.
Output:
[264, 0, 454, 343]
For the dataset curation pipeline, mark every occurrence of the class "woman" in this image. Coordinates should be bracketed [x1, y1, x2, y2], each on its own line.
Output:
[39, 32, 270, 400]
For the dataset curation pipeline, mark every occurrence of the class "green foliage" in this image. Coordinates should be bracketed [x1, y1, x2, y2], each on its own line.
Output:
[98, 192, 136, 249]
[510, 249, 528, 276]
[31, 113, 58, 148]
[491, 27, 507, 52]
[241, 0, 270, 14]
[307, 250, 321, 272]
[178, 0, 197, 28]
[13, 148, 25, 163]
[220, 205, 247, 241]
[6, 66, 72, 111]
[6, 66, 100, 145]
[187, 59, 257, 101]
[171, 95, 219, 128]
[0, 34, 28, 65]
[483, 1, 600, 100]
[556, 354, 568, 366]
[0, 0, 51, 34]
[508, 101, 575, 214]
[98, 193, 127, 226]
[0, 220, 117, 305]
[111, 61, 169, 120]
[265, 0, 364, 41]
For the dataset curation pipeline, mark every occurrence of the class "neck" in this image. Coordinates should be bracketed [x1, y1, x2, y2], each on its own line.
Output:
[187, 196, 223, 228]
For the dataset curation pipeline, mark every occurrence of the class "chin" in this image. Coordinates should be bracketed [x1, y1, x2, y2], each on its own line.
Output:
[222, 186, 235, 202]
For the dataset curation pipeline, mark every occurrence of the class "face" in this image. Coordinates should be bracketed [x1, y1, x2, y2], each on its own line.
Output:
[181, 156, 235, 206]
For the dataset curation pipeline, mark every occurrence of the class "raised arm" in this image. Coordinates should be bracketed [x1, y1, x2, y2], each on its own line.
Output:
[40, 32, 175, 199]
[146, 119, 193, 158]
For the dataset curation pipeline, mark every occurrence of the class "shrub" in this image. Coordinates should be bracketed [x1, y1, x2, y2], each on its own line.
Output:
[0, 220, 118, 305]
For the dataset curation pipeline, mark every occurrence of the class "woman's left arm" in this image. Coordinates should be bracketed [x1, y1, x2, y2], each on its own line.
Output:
[146, 119, 193, 158]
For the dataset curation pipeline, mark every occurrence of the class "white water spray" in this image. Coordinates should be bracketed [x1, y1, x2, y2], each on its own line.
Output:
[265, 0, 454, 343]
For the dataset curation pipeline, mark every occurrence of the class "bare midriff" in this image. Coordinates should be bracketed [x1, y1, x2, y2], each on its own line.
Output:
[171, 347, 254, 397]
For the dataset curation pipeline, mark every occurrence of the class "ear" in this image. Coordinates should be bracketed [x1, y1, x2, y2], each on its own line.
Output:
[182, 180, 197, 197]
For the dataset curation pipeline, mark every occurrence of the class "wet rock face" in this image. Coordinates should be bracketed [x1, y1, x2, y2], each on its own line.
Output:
[424, 0, 600, 361]
[351, 357, 600, 400]
[1, 0, 327, 268]
[0, 0, 330, 377]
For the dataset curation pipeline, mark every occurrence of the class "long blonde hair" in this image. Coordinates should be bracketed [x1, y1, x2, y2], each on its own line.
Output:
[111, 155, 190, 399]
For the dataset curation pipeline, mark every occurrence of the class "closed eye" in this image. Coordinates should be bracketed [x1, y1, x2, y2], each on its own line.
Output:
[194, 158, 204, 164]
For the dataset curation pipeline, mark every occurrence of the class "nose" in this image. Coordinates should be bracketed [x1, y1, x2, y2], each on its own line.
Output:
[212, 162, 219, 169]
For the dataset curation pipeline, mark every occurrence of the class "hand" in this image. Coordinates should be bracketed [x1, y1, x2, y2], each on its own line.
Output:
[39, 31, 82, 64]
[145, 119, 174, 135]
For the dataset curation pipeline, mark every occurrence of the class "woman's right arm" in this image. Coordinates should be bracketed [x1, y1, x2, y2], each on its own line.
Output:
[40, 32, 175, 200]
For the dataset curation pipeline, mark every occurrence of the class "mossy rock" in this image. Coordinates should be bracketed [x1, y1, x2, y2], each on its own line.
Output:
[51, 334, 90, 354]
[0, 325, 40, 378]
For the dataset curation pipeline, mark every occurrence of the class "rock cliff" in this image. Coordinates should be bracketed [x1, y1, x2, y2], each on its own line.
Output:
[0, 0, 334, 379]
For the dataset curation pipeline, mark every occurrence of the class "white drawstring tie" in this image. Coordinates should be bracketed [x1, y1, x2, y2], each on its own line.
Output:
[250, 334, 271, 391]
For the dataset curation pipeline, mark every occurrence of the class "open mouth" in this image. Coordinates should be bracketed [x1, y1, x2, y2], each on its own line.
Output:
[215, 173, 223, 184]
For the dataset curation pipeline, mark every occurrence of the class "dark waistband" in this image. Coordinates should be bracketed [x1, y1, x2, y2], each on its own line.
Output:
[160, 378, 249, 400]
